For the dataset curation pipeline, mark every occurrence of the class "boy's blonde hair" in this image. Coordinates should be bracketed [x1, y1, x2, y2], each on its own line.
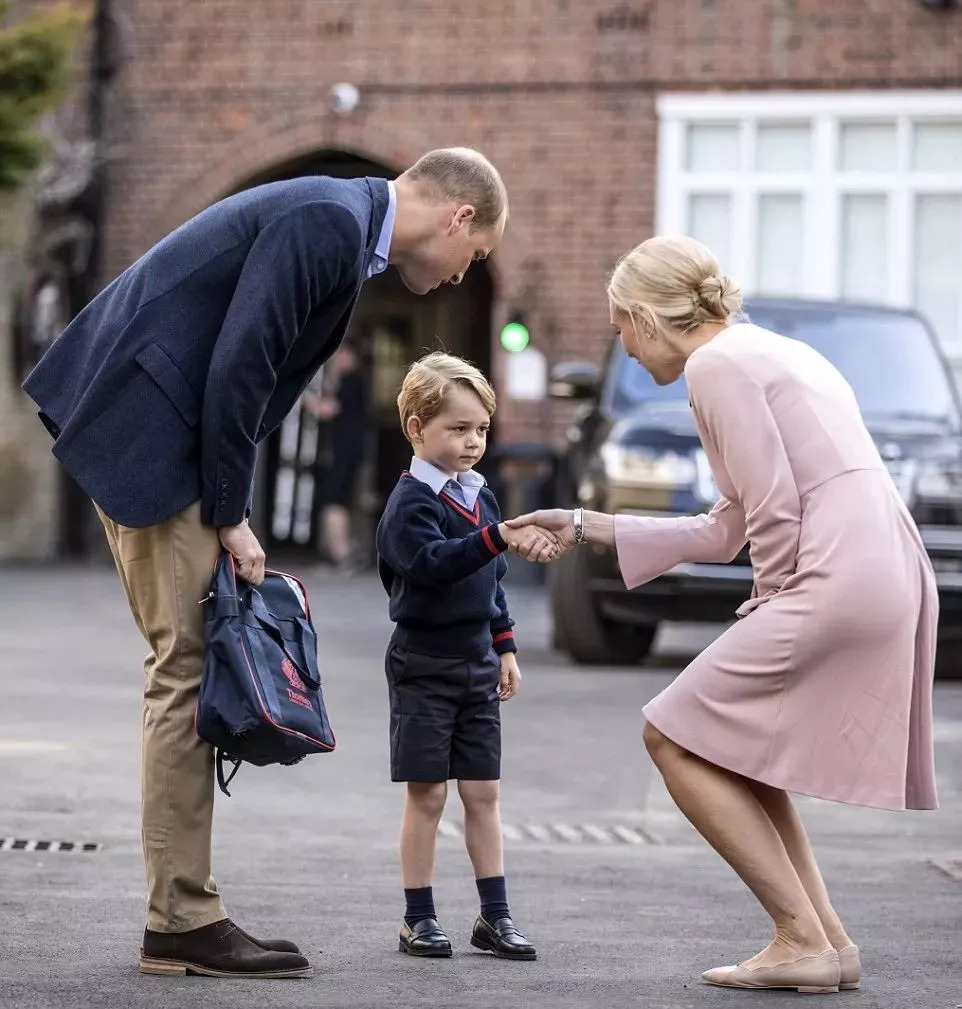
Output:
[397, 352, 496, 443]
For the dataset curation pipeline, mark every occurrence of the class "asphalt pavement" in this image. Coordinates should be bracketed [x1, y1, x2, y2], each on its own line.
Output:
[1, 562, 960, 1009]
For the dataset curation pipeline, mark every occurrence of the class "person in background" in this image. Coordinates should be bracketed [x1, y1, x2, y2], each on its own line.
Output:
[303, 342, 369, 569]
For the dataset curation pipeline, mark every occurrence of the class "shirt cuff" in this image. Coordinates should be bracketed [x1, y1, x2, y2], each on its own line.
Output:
[492, 629, 517, 654]
[481, 522, 508, 556]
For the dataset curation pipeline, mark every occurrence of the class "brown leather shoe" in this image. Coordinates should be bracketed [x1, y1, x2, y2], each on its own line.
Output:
[139, 918, 312, 978]
[233, 924, 301, 955]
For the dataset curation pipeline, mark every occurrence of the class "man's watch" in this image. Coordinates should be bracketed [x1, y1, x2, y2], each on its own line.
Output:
[572, 507, 586, 544]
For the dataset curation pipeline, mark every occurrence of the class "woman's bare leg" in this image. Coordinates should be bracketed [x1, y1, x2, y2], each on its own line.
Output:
[644, 722, 831, 967]
[747, 780, 854, 950]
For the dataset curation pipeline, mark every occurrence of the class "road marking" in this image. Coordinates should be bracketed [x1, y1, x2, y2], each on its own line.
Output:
[437, 821, 658, 845]
[581, 824, 613, 844]
[0, 838, 101, 853]
[523, 824, 552, 842]
[0, 741, 69, 754]
[611, 825, 648, 845]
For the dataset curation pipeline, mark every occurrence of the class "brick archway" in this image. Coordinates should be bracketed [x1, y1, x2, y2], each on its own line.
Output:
[149, 114, 424, 242]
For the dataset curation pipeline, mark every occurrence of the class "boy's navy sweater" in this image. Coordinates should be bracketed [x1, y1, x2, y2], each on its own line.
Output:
[376, 472, 516, 660]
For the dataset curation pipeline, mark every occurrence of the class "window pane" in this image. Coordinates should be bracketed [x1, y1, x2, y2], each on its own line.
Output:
[914, 194, 962, 348]
[840, 194, 888, 302]
[755, 123, 812, 171]
[912, 121, 962, 172]
[756, 194, 803, 296]
[687, 194, 732, 267]
[839, 122, 897, 171]
[686, 124, 740, 171]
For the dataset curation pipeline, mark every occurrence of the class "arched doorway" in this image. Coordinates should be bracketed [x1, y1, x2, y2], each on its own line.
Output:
[227, 150, 494, 565]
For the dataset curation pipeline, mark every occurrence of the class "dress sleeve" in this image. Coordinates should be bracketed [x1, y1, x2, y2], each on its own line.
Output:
[614, 497, 747, 589]
[686, 348, 802, 609]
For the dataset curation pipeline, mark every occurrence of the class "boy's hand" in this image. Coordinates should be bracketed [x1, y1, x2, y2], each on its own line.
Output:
[499, 522, 558, 562]
[499, 652, 521, 700]
[505, 509, 577, 554]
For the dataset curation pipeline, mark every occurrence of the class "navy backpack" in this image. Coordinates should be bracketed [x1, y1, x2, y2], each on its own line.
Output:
[196, 551, 336, 795]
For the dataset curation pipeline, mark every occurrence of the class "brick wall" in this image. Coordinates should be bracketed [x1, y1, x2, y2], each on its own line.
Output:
[98, 0, 962, 443]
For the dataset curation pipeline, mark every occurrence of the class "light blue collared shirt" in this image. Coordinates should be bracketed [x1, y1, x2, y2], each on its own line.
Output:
[366, 180, 396, 279]
[409, 456, 486, 511]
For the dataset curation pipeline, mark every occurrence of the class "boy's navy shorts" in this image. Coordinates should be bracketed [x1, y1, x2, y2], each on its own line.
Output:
[385, 642, 502, 782]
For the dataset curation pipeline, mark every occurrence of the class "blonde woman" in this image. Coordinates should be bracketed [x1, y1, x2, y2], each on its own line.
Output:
[508, 236, 938, 994]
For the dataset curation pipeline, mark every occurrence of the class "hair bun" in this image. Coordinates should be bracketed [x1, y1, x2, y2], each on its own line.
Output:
[696, 274, 743, 319]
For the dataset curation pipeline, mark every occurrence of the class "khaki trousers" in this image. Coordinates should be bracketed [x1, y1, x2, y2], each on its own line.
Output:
[96, 500, 227, 933]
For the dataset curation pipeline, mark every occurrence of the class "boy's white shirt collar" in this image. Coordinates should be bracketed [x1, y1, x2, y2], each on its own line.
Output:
[409, 456, 486, 509]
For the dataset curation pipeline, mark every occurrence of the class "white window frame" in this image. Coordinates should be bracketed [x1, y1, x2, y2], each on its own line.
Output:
[656, 90, 962, 359]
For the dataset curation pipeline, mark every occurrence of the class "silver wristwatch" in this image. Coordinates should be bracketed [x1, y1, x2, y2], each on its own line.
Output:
[572, 507, 586, 544]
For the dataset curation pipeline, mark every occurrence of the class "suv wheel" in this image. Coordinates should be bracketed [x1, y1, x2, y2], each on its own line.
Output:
[548, 546, 656, 665]
[935, 631, 962, 680]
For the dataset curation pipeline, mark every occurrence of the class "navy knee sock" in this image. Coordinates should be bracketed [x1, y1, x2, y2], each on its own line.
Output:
[476, 875, 510, 923]
[404, 886, 437, 926]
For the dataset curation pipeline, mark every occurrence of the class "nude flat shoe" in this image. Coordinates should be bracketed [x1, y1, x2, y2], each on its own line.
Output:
[837, 945, 861, 990]
[700, 949, 841, 994]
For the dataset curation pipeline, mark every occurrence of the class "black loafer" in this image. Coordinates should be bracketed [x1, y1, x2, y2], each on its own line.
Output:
[398, 917, 452, 958]
[470, 915, 537, 960]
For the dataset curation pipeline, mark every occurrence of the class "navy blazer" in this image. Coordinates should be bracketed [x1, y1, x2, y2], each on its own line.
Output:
[22, 176, 390, 528]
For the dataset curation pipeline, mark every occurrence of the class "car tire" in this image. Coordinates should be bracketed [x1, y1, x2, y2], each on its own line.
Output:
[935, 633, 962, 680]
[548, 546, 656, 665]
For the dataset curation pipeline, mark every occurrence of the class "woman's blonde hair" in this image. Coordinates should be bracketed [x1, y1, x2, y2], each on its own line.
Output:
[397, 351, 496, 443]
[607, 235, 743, 334]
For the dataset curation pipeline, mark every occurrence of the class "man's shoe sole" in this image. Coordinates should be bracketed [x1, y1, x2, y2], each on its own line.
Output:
[398, 940, 452, 958]
[470, 936, 537, 961]
[139, 955, 313, 978]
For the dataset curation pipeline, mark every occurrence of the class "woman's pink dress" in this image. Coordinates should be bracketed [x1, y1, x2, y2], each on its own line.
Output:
[616, 323, 938, 810]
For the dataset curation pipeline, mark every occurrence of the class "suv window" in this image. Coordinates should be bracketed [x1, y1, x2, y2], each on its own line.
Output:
[611, 304, 960, 426]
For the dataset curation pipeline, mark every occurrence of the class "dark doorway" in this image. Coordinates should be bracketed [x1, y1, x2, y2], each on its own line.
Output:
[228, 150, 494, 566]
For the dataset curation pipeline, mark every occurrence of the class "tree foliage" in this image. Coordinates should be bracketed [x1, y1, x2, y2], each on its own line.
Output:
[0, 1, 87, 190]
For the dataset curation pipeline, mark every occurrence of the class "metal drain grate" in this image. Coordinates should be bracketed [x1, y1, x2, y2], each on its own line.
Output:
[0, 839, 101, 853]
[930, 856, 962, 882]
[438, 821, 658, 845]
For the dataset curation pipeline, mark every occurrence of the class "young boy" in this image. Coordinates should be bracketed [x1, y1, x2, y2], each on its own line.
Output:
[376, 352, 555, 961]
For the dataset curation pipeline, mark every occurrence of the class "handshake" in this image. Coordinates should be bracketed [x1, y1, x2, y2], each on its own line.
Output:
[497, 508, 577, 563]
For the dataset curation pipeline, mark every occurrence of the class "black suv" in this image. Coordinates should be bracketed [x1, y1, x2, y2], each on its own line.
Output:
[548, 298, 962, 678]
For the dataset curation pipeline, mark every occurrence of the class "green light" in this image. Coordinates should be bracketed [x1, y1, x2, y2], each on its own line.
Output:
[500, 320, 530, 353]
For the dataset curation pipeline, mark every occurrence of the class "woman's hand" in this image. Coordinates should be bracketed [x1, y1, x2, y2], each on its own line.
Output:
[505, 509, 577, 555]
[498, 522, 559, 562]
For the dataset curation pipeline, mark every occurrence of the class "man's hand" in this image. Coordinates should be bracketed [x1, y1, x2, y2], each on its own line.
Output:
[505, 509, 576, 555]
[499, 522, 558, 562]
[218, 521, 266, 585]
[499, 652, 521, 701]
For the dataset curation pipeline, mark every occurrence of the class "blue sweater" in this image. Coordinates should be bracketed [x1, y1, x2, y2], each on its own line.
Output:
[376, 472, 517, 660]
